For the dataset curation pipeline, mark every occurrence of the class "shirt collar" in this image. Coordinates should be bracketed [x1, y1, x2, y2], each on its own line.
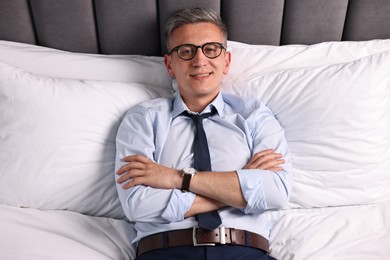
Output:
[172, 92, 225, 118]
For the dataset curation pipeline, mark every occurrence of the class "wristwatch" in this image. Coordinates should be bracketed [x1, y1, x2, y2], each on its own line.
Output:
[181, 167, 197, 191]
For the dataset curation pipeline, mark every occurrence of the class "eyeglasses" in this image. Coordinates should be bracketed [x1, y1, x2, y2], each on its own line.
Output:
[168, 42, 226, 60]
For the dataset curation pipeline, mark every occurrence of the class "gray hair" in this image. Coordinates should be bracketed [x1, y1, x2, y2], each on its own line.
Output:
[164, 7, 228, 50]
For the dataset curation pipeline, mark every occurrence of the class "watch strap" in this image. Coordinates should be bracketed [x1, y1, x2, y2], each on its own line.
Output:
[181, 172, 192, 191]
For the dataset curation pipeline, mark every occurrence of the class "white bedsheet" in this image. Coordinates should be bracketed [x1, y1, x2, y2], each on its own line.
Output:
[0, 205, 136, 260]
[269, 201, 390, 260]
[1, 202, 389, 259]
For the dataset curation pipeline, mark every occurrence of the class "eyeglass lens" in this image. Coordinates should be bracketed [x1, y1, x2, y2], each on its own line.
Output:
[177, 43, 223, 60]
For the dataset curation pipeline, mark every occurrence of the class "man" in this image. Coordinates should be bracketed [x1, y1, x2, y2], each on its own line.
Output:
[115, 7, 292, 260]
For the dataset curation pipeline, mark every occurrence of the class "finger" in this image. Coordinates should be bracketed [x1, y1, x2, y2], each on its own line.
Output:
[255, 149, 275, 156]
[251, 153, 282, 167]
[117, 171, 135, 184]
[245, 149, 274, 167]
[117, 173, 130, 184]
[121, 154, 151, 163]
[116, 161, 146, 175]
[122, 177, 142, 189]
[122, 181, 135, 189]
[122, 177, 145, 189]
[251, 149, 275, 161]
[121, 155, 136, 162]
[269, 166, 283, 172]
[246, 157, 285, 170]
[117, 168, 147, 184]
[116, 164, 132, 175]
[258, 159, 285, 170]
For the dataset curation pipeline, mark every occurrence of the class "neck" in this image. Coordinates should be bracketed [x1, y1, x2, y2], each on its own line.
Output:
[182, 92, 219, 113]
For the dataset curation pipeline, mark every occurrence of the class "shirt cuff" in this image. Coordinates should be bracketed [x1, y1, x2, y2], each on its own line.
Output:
[236, 169, 267, 214]
[161, 189, 196, 222]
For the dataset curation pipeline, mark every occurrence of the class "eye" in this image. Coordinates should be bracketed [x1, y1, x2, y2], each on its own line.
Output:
[203, 43, 221, 56]
[178, 45, 195, 57]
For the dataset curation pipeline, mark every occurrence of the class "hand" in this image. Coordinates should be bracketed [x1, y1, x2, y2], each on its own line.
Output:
[116, 155, 181, 190]
[244, 149, 284, 171]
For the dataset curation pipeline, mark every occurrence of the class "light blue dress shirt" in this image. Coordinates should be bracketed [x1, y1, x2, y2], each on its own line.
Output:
[115, 91, 293, 243]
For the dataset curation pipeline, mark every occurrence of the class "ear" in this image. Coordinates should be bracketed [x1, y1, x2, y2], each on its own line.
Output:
[223, 51, 231, 75]
[164, 54, 175, 77]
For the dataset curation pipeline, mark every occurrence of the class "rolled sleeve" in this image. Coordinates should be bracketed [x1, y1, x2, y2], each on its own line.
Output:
[236, 168, 291, 214]
[161, 190, 196, 222]
[236, 169, 267, 213]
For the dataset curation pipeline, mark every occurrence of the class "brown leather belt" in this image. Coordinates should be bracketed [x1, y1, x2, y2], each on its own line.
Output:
[137, 227, 269, 256]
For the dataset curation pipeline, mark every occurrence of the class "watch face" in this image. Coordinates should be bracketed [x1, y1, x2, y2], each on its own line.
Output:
[183, 167, 196, 175]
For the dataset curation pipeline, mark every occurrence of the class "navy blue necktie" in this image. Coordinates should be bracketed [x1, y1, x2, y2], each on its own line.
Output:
[182, 109, 222, 231]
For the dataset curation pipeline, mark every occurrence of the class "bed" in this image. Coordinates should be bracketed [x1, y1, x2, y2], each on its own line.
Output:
[0, 0, 389, 259]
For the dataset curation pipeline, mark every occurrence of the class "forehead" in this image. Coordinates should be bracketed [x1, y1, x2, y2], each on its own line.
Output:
[169, 22, 225, 47]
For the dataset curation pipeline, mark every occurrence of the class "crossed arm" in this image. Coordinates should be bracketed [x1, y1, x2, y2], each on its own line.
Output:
[116, 149, 284, 218]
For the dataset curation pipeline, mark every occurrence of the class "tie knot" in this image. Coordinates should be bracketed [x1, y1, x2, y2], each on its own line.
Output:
[182, 108, 216, 125]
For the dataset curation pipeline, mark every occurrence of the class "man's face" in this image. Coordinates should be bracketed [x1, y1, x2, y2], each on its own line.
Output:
[164, 23, 231, 107]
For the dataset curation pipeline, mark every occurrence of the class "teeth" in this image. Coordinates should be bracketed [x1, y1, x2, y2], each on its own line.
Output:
[194, 73, 210, 77]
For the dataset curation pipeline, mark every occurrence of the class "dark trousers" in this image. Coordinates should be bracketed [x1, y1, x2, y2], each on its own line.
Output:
[136, 245, 277, 260]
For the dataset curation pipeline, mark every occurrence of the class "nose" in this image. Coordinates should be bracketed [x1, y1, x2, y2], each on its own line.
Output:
[191, 48, 208, 67]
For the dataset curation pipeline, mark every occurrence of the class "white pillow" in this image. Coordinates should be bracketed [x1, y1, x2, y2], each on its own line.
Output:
[0, 61, 173, 219]
[225, 39, 390, 81]
[223, 50, 390, 208]
[0, 40, 172, 88]
[3, 39, 390, 91]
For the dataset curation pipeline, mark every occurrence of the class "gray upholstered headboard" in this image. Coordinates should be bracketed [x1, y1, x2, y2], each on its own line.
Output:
[1, 0, 390, 56]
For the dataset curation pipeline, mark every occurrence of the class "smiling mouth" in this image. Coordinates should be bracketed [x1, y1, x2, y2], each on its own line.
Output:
[190, 72, 213, 78]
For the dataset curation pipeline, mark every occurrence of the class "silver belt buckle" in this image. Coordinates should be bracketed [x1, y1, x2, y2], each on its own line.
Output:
[192, 227, 227, 246]
[192, 227, 216, 246]
[220, 227, 226, 244]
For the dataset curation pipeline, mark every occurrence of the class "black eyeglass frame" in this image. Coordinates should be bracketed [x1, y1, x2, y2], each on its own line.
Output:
[168, 42, 226, 60]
